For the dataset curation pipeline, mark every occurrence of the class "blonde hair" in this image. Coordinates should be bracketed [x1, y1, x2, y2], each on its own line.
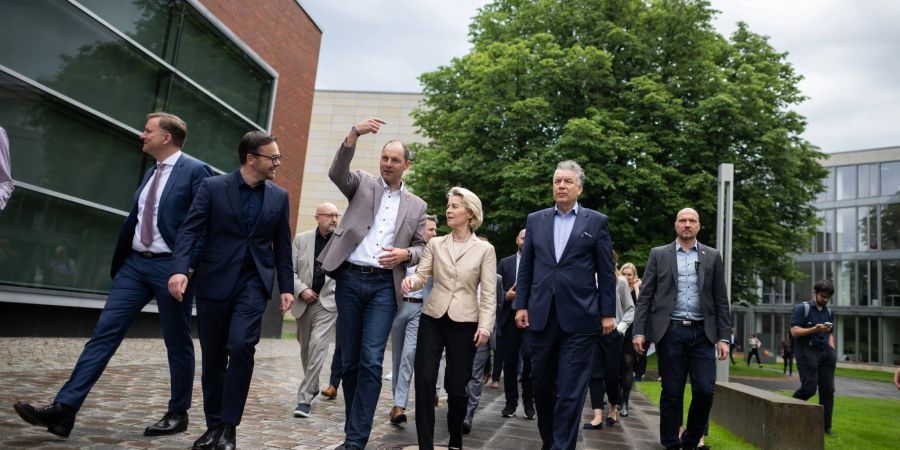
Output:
[447, 186, 483, 231]
[620, 262, 639, 281]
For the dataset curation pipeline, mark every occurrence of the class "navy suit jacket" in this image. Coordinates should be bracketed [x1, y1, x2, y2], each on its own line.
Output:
[171, 170, 293, 301]
[513, 206, 616, 334]
[496, 253, 518, 328]
[111, 154, 213, 278]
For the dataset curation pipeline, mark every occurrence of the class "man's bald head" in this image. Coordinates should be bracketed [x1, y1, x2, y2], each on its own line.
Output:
[674, 207, 700, 244]
[315, 202, 340, 235]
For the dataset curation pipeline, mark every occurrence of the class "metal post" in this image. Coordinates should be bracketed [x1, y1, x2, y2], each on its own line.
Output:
[716, 163, 734, 382]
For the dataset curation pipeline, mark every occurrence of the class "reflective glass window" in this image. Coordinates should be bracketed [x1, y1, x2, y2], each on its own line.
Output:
[841, 317, 856, 362]
[859, 260, 870, 306]
[0, 71, 144, 211]
[836, 260, 854, 306]
[881, 203, 900, 250]
[817, 168, 834, 202]
[858, 163, 878, 198]
[835, 208, 856, 252]
[882, 260, 900, 307]
[858, 206, 877, 251]
[167, 78, 248, 170]
[835, 166, 856, 200]
[0, 188, 121, 294]
[76, 0, 178, 60]
[0, 0, 164, 129]
[882, 161, 900, 197]
[795, 261, 812, 302]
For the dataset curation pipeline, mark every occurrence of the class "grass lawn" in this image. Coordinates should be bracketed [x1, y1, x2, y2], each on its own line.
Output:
[834, 367, 895, 383]
[282, 312, 296, 340]
[636, 381, 756, 450]
[776, 391, 900, 450]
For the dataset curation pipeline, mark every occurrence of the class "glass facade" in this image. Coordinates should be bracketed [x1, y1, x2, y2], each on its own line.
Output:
[0, 0, 276, 297]
[742, 153, 900, 366]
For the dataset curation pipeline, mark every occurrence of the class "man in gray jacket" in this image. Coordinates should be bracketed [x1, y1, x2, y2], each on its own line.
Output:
[317, 117, 427, 450]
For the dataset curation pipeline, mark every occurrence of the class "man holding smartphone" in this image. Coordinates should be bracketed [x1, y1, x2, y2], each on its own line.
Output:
[790, 279, 836, 436]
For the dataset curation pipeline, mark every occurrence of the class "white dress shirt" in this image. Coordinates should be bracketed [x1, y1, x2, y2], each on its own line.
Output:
[348, 177, 402, 268]
[131, 151, 182, 253]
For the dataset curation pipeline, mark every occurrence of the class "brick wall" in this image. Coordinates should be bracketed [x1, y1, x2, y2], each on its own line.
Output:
[200, 0, 322, 234]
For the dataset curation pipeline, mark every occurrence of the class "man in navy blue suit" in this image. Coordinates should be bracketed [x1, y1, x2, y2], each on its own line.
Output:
[14, 112, 213, 438]
[514, 160, 616, 450]
[168, 130, 294, 450]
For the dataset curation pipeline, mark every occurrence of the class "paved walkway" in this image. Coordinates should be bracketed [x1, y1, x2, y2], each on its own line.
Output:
[0, 337, 661, 449]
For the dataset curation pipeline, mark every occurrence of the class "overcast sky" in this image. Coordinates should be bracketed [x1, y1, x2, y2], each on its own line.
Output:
[301, 0, 900, 153]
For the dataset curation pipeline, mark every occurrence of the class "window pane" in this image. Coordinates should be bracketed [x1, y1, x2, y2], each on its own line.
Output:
[77, 0, 178, 60]
[835, 166, 856, 200]
[871, 318, 880, 363]
[858, 164, 879, 198]
[0, 71, 145, 211]
[795, 262, 812, 302]
[858, 206, 877, 251]
[835, 208, 856, 252]
[167, 78, 251, 170]
[860, 260, 870, 306]
[882, 161, 900, 197]
[881, 203, 900, 250]
[176, 10, 273, 125]
[817, 168, 834, 202]
[883, 260, 900, 307]
[841, 317, 856, 362]
[859, 316, 870, 363]
[0, 188, 121, 294]
[836, 260, 854, 306]
[0, 0, 164, 128]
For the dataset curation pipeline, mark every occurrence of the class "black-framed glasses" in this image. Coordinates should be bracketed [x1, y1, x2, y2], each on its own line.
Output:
[316, 213, 341, 218]
[250, 152, 282, 162]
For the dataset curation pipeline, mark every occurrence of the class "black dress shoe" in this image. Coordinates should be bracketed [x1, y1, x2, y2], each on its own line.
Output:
[215, 424, 235, 450]
[501, 404, 516, 417]
[192, 425, 223, 449]
[524, 404, 535, 420]
[462, 419, 472, 434]
[144, 411, 188, 436]
[583, 421, 603, 430]
[13, 401, 76, 438]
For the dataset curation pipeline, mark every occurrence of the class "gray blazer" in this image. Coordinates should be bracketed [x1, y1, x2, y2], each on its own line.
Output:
[291, 229, 336, 317]
[317, 143, 427, 305]
[632, 241, 731, 345]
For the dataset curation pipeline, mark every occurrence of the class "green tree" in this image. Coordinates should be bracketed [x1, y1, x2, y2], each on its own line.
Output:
[408, 0, 827, 303]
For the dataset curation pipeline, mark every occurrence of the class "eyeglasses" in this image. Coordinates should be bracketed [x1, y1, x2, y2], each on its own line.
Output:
[316, 213, 341, 218]
[250, 152, 282, 162]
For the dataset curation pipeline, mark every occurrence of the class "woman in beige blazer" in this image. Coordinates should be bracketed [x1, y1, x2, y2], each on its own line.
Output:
[402, 186, 496, 450]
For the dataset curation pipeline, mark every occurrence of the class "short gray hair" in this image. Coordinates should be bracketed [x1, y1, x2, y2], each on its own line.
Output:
[447, 186, 483, 231]
[555, 160, 585, 187]
[425, 214, 439, 225]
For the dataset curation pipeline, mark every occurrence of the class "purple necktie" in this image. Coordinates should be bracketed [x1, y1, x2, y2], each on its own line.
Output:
[140, 163, 164, 247]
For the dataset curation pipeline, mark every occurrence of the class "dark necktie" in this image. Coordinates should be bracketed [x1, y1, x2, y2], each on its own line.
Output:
[140, 163, 164, 247]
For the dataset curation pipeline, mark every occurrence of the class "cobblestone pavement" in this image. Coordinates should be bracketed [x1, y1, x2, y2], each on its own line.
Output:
[0, 337, 661, 449]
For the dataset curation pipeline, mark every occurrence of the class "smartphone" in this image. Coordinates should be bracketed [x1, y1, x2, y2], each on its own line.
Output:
[824, 322, 833, 327]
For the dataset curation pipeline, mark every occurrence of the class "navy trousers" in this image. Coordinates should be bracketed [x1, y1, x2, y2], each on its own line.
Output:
[656, 323, 716, 450]
[55, 253, 194, 413]
[530, 304, 596, 450]
[196, 268, 268, 427]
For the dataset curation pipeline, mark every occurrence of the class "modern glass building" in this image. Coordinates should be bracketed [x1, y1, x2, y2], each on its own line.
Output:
[733, 146, 900, 367]
[0, 0, 319, 336]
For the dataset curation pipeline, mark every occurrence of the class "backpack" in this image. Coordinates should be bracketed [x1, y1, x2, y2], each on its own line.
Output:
[801, 300, 833, 324]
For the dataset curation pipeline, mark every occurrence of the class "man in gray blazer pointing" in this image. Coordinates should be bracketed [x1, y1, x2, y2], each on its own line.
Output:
[318, 117, 427, 450]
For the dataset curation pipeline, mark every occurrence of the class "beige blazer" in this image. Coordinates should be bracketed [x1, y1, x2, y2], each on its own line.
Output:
[409, 234, 497, 333]
[291, 229, 336, 318]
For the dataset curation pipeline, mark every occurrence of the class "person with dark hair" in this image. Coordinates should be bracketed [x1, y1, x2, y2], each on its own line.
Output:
[780, 336, 795, 376]
[317, 118, 427, 450]
[14, 112, 212, 438]
[496, 228, 535, 419]
[167, 130, 294, 449]
[790, 279, 837, 436]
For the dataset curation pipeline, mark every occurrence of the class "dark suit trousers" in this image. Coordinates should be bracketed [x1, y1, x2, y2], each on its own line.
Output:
[196, 268, 268, 427]
[656, 323, 716, 450]
[530, 303, 595, 450]
[587, 330, 624, 409]
[500, 316, 533, 409]
[55, 253, 194, 413]
[414, 313, 478, 450]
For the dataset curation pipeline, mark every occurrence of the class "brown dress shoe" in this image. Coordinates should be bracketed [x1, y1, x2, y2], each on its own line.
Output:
[389, 406, 407, 424]
[321, 385, 338, 400]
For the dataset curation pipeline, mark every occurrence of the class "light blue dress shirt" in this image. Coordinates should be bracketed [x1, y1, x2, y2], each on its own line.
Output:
[672, 241, 703, 321]
[553, 203, 579, 262]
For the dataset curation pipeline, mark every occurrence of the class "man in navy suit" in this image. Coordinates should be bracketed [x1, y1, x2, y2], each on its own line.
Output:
[168, 130, 294, 450]
[514, 160, 616, 450]
[496, 228, 534, 419]
[14, 112, 212, 438]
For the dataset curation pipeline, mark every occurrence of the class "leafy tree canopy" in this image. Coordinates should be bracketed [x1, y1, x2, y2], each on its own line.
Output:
[408, 0, 827, 303]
